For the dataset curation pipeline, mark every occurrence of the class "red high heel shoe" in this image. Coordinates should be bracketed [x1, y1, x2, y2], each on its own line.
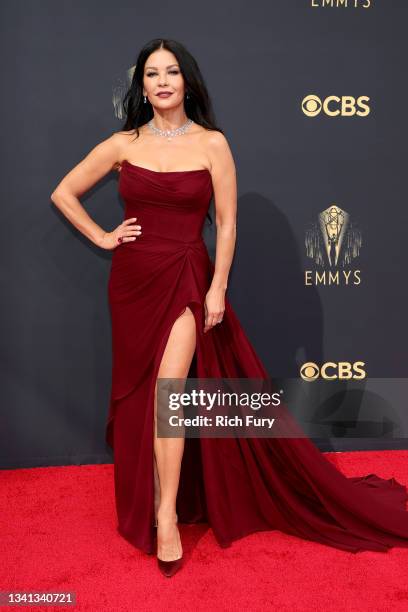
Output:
[156, 514, 183, 577]
[157, 553, 184, 578]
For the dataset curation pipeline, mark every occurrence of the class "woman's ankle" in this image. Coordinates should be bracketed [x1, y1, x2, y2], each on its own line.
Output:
[157, 506, 178, 522]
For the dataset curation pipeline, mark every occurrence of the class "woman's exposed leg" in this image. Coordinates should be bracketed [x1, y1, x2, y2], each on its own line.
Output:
[154, 306, 196, 561]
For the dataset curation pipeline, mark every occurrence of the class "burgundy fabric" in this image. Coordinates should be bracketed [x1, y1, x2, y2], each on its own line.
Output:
[106, 160, 408, 555]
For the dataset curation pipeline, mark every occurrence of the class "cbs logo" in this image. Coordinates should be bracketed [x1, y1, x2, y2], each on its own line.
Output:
[302, 95, 370, 117]
[300, 361, 366, 381]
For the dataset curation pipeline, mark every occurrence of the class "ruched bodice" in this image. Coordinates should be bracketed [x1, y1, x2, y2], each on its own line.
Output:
[118, 160, 213, 243]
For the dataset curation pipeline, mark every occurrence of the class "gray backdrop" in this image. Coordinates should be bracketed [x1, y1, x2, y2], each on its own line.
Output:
[1, 0, 407, 468]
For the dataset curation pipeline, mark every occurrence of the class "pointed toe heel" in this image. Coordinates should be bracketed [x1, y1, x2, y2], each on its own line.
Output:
[157, 554, 184, 577]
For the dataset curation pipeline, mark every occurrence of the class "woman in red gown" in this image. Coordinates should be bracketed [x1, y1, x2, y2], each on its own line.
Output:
[51, 39, 408, 578]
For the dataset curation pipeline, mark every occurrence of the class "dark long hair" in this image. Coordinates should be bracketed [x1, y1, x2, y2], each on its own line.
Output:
[120, 38, 223, 226]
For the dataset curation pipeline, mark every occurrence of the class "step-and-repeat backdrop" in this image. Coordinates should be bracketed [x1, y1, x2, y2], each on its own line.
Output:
[1, 0, 406, 467]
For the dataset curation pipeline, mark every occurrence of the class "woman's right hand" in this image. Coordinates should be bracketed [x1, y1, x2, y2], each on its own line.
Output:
[99, 217, 142, 250]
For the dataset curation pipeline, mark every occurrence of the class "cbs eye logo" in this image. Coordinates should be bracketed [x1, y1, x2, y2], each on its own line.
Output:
[302, 95, 370, 117]
[300, 361, 366, 381]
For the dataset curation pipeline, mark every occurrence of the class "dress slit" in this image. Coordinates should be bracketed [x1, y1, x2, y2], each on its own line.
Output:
[150, 301, 199, 528]
[113, 299, 204, 554]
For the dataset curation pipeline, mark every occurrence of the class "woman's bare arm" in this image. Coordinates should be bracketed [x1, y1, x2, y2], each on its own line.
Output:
[203, 131, 237, 332]
[208, 131, 237, 292]
[50, 133, 141, 249]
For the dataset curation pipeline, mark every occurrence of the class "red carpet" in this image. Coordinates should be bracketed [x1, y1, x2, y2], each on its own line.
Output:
[2, 451, 408, 611]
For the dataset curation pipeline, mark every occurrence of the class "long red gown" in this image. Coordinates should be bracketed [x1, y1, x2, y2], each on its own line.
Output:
[106, 159, 408, 555]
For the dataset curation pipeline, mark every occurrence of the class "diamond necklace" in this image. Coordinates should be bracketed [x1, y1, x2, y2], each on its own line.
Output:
[147, 118, 193, 141]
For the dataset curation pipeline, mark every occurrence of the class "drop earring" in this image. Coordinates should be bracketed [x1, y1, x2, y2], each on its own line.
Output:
[144, 95, 147, 103]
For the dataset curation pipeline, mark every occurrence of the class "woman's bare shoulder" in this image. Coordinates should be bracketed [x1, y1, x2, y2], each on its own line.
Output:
[202, 128, 229, 147]
[200, 129, 235, 176]
[110, 129, 144, 171]
[201, 129, 232, 158]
